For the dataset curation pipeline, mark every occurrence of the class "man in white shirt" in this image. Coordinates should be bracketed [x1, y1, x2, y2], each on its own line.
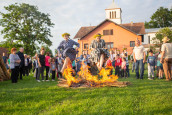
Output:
[133, 39, 146, 79]
[160, 36, 172, 81]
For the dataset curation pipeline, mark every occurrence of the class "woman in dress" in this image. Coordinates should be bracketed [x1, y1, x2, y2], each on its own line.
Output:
[90, 33, 109, 70]
[57, 33, 80, 73]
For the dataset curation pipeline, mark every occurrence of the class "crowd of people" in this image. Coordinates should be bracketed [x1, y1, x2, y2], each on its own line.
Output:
[2, 33, 172, 83]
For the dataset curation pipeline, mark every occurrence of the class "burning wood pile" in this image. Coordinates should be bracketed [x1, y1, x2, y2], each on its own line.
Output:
[57, 64, 130, 88]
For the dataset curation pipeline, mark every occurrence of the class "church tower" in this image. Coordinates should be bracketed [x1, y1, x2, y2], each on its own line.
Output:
[105, 0, 122, 24]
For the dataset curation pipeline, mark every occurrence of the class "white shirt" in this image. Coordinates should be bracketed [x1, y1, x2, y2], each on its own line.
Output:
[25, 59, 28, 66]
[110, 54, 115, 61]
[161, 43, 172, 59]
[133, 45, 145, 60]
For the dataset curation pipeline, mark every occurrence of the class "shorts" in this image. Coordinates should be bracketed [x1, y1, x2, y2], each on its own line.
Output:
[157, 66, 163, 71]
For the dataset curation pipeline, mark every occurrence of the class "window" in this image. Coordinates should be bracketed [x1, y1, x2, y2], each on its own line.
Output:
[141, 35, 144, 42]
[114, 11, 116, 18]
[130, 41, 135, 47]
[82, 50, 88, 55]
[110, 12, 111, 19]
[105, 42, 114, 49]
[84, 43, 88, 49]
[112, 11, 114, 19]
[103, 29, 113, 35]
[148, 36, 150, 44]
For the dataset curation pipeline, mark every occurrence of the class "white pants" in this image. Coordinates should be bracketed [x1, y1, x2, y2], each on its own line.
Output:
[148, 65, 154, 78]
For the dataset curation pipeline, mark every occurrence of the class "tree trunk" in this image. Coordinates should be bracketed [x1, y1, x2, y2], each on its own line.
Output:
[0, 54, 10, 81]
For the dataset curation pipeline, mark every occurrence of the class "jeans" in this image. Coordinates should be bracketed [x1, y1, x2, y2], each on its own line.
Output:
[126, 65, 130, 77]
[132, 62, 135, 72]
[23, 66, 29, 76]
[34, 68, 38, 80]
[115, 66, 121, 77]
[52, 70, 55, 80]
[38, 66, 45, 80]
[19, 66, 24, 79]
[135, 59, 144, 79]
[121, 69, 127, 78]
[45, 66, 50, 80]
[148, 65, 154, 78]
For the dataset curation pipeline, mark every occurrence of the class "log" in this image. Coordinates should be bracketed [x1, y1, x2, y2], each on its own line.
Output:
[57, 78, 131, 88]
[0, 54, 10, 81]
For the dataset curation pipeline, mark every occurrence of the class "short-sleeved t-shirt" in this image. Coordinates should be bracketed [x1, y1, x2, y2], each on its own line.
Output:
[133, 45, 145, 60]
[161, 43, 172, 59]
[38, 54, 45, 66]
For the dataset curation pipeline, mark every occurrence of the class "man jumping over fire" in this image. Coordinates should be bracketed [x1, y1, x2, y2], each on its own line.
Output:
[57, 33, 80, 74]
[90, 33, 109, 70]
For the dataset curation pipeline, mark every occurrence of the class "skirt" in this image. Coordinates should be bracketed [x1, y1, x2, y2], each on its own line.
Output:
[62, 47, 78, 61]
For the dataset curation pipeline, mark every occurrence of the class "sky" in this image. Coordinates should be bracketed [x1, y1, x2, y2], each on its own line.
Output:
[0, 0, 171, 55]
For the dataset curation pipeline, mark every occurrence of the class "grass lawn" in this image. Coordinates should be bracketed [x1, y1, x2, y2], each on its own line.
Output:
[0, 69, 172, 115]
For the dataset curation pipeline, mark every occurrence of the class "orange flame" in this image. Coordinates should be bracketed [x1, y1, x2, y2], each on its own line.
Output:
[63, 63, 118, 87]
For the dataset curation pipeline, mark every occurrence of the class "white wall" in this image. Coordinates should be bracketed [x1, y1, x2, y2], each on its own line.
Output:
[143, 32, 160, 44]
[105, 9, 122, 24]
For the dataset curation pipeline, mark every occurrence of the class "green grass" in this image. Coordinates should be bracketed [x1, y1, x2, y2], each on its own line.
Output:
[0, 70, 172, 115]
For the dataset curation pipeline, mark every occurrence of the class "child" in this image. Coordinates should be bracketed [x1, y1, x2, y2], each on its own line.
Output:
[124, 53, 130, 77]
[115, 54, 122, 77]
[50, 58, 56, 81]
[82, 54, 88, 73]
[112, 57, 116, 68]
[82, 54, 88, 66]
[112, 57, 116, 75]
[121, 58, 127, 78]
[57, 54, 63, 78]
[33, 55, 39, 80]
[157, 51, 163, 79]
[37, 49, 45, 82]
[106, 57, 112, 75]
[147, 50, 156, 80]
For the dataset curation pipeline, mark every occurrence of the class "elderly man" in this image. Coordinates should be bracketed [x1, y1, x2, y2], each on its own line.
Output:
[160, 36, 172, 81]
[17, 48, 25, 80]
[133, 39, 146, 79]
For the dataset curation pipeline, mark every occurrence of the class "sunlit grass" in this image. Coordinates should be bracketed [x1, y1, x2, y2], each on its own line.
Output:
[0, 69, 172, 115]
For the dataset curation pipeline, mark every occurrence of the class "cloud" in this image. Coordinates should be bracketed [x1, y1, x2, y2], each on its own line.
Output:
[0, 0, 171, 55]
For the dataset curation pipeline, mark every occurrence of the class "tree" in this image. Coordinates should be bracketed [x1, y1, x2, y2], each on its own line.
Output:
[0, 40, 23, 53]
[152, 27, 172, 44]
[145, 7, 172, 28]
[0, 3, 54, 56]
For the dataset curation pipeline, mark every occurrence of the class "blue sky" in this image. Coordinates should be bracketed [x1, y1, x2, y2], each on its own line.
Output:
[0, 0, 171, 55]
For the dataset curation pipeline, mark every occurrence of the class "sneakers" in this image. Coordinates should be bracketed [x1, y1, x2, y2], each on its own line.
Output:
[42, 80, 45, 82]
[46, 80, 50, 81]
[37, 80, 41, 82]
[148, 77, 152, 80]
[52, 79, 55, 81]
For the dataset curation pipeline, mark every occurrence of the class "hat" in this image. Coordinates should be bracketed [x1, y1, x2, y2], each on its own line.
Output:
[94, 33, 103, 38]
[162, 36, 170, 42]
[62, 33, 70, 37]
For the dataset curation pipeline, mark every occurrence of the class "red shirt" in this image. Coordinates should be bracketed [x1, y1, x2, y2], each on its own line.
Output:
[115, 58, 122, 67]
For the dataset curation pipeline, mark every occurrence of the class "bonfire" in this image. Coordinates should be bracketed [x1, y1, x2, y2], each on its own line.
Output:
[57, 63, 130, 88]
